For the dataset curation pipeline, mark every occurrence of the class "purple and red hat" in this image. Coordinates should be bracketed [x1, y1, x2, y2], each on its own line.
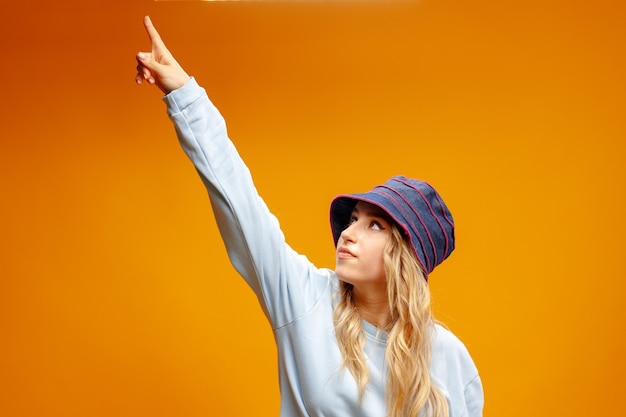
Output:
[330, 176, 455, 278]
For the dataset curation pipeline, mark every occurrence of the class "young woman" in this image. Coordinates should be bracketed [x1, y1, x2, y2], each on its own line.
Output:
[136, 16, 483, 417]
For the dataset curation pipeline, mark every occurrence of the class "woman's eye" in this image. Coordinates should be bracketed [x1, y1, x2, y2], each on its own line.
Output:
[370, 221, 384, 230]
[348, 216, 358, 226]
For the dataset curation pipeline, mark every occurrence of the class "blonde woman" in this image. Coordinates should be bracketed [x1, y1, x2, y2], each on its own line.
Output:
[136, 16, 483, 417]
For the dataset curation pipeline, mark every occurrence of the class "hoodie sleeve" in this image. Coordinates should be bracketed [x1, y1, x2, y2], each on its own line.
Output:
[162, 78, 331, 328]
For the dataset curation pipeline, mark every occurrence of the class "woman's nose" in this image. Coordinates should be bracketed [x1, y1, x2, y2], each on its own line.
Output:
[340, 222, 357, 243]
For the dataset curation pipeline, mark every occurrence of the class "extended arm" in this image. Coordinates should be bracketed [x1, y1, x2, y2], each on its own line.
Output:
[135, 17, 331, 327]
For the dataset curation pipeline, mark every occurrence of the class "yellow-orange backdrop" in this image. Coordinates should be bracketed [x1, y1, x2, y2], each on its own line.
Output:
[1, 0, 624, 416]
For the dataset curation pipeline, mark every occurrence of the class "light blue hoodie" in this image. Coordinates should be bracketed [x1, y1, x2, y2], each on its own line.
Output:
[163, 78, 484, 417]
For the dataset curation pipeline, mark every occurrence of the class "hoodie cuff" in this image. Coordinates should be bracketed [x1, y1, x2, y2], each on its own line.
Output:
[162, 77, 205, 115]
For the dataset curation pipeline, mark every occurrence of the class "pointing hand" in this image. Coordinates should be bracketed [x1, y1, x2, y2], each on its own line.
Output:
[135, 16, 190, 94]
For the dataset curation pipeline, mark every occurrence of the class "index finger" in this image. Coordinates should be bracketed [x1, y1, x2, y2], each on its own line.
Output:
[143, 15, 165, 50]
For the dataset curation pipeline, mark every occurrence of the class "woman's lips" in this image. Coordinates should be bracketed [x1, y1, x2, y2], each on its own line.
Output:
[337, 247, 356, 259]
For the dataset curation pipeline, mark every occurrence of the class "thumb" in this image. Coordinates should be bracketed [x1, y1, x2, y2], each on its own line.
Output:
[136, 52, 159, 85]
[137, 51, 156, 68]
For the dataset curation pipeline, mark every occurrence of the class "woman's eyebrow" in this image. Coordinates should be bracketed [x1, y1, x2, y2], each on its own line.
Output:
[355, 206, 390, 221]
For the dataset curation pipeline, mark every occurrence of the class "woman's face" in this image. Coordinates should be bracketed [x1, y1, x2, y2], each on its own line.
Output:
[335, 201, 393, 290]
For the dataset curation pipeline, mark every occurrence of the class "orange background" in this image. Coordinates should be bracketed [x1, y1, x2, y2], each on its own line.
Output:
[1, 0, 625, 416]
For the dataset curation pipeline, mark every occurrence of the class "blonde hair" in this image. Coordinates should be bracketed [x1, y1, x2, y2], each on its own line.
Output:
[333, 225, 449, 417]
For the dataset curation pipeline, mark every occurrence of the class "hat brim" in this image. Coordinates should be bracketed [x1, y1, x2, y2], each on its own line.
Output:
[330, 193, 408, 246]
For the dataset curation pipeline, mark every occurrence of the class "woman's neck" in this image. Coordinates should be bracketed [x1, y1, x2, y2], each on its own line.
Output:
[353, 287, 390, 330]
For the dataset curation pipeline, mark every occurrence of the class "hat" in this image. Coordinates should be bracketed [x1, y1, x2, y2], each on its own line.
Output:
[330, 176, 455, 277]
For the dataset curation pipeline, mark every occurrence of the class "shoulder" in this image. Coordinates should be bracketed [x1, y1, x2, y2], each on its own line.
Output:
[432, 324, 470, 353]
[430, 325, 484, 416]
[430, 324, 480, 386]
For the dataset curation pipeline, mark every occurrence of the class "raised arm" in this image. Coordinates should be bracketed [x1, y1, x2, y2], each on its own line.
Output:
[134, 17, 331, 328]
[135, 16, 190, 94]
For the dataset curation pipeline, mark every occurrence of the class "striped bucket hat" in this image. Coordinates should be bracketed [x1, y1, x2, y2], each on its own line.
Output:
[330, 176, 455, 278]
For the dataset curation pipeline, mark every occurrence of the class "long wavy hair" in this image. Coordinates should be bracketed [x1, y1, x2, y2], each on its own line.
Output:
[333, 225, 449, 417]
